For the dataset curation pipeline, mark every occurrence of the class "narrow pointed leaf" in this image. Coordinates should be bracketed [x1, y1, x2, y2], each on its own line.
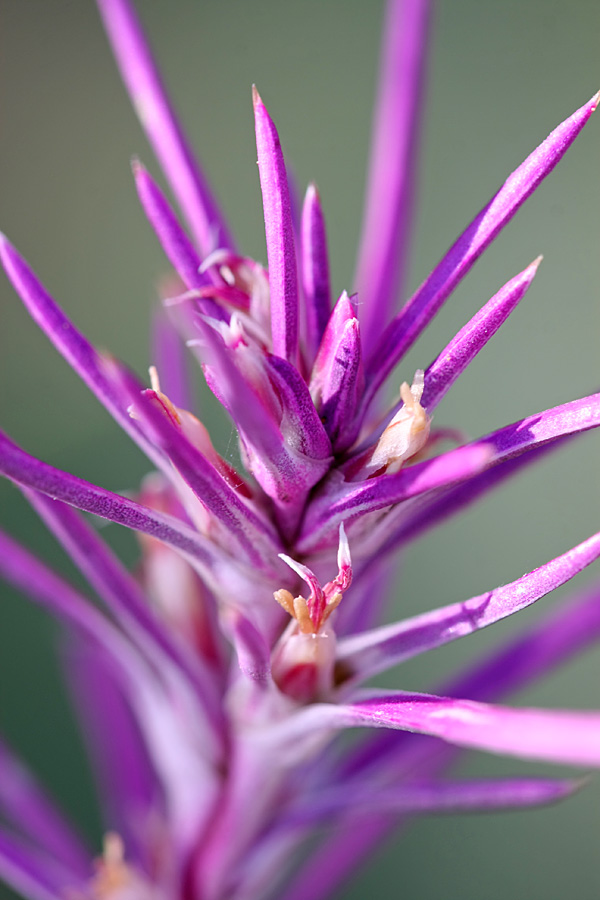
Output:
[152, 302, 192, 410]
[286, 776, 581, 829]
[0, 429, 250, 592]
[0, 235, 166, 472]
[128, 382, 283, 571]
[342, 583, 600, 784]
[0, 741, 90, 878]
[301, 183, 332, 361]
[309, 292, 365, 449]
[0, 528, 136, 662]
[266, 355, 332, 460]
[421, 257, 541, 411]
[355, 0, 430, 353]
[198, 321, 327, 506]
[357, 393, 600, 569]
[63, 647, 160, 869]
[337, 529, 600, 684]
[297, 443, 492, 552]
[343, 690, 600, 766]
[278, 693, 600, 767]
[0, 829, 82, 900]
[321, 320, 364, 450]
[226, 611, 273, 687]
[472, 392, 600, 460]
[96, 0, 234, 253]
[25, 489, 224, 735]
[133, 159, 206, 289]
[253, 87, 299, 363]
[284, 578, 600, 900]
[371, 444, 554, 566]
[366, 91, 599, 400]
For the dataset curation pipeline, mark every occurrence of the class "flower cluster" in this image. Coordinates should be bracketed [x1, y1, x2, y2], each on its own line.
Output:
[0, 1, 599, 899]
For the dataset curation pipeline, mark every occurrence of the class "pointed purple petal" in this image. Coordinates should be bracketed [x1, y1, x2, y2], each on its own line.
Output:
[152, 302, 192, 411]
[365, 90, 599, 400]
[297, 443, 492, 553]
[301, 183, 332, 361]
[287, 776, 581, 828]
[133, 159, 206, 289]
[0, 430, 244, 591]
[266, 355, 332, 460]
[253, 87, 299, 364]
[475, 392, 600, 461]
[371, 444, 554, 566]
[0, 829, 84, 900]
[0, 740, 90, 878]
[25, 489, 224, 736]
[357, 394, 600, 569]
[321, 320, 364, 450]
[309, 292, 365, 449]
[340, 690, 600, 767]
[197, 322, 327, 511]
[355, 0, 430, 354]
[0, 236, 165, 471]
[128, 383, 283, 572]
[285, 578, 600, 900]
[337, 529, 600, 684]
[63, 641, 161, 868]
[96, 0, 234, 254]
[225, 611, 273, 687]
[0, 528, 133, 659]
[421, 257, 541, 411]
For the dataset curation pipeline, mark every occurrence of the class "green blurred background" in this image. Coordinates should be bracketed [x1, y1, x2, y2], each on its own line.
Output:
[1, 1, 600, 897]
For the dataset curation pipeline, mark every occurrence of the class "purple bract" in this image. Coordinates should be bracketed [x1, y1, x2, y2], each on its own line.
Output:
[0, 2, 599, 899]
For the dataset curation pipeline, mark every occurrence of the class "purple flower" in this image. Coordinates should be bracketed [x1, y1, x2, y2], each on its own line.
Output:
[0, 1, 599, 899]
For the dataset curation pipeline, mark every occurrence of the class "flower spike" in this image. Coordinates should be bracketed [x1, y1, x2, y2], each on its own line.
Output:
[2, 5, 600, 900]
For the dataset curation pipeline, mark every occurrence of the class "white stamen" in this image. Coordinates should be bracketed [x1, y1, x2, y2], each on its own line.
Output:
[163, 288, 200, 307]
[148, 365, 160, 393]
[278, 553, 314, 585]
[220, 265, 236, 286]
[199, 248, 230, 273]
[411, 368, 425, 402]
[337, 523, 351, 571]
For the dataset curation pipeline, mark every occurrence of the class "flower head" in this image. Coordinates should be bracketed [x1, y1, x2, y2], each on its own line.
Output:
[0, 2, 599, 900]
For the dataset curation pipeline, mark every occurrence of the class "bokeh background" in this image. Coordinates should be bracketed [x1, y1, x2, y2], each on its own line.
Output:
[1, 1, 600, 898]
